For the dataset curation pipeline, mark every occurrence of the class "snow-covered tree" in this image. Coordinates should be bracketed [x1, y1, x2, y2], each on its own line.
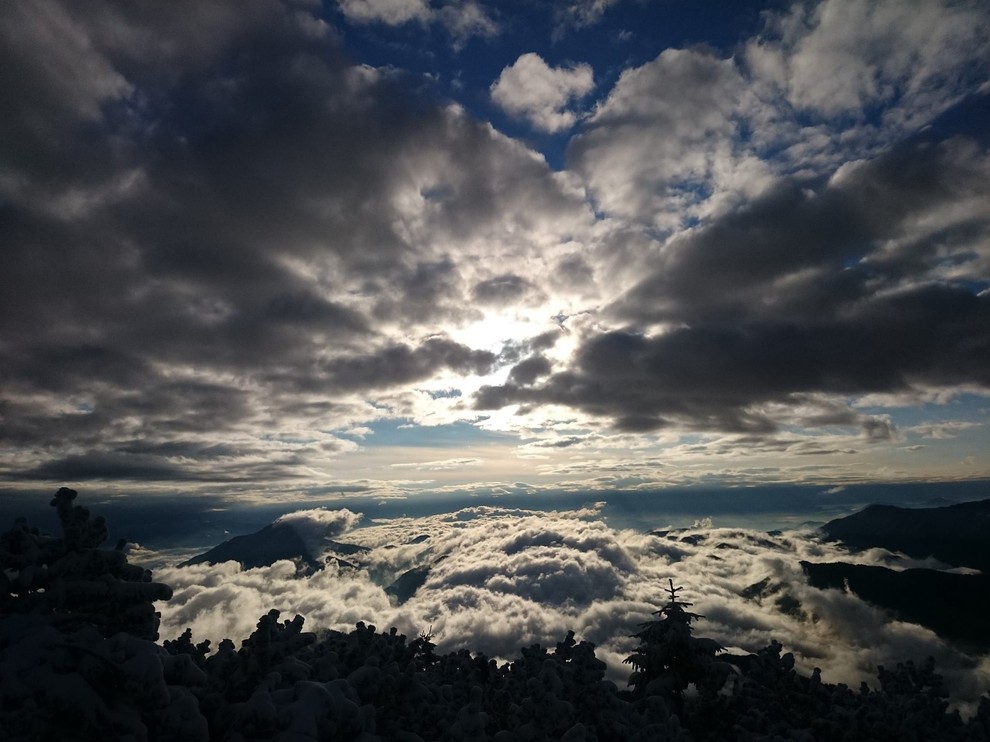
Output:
[0, 488, 203, 741]
[624, 579, 727, 711]
[1, 486, 172, 640]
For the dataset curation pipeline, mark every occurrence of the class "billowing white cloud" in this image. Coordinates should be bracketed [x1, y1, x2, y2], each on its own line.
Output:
[274, 507, 363, 555]
[573, 0, 990, 229]
[491, 53, 595, 132]
[569, 48, 772, 228]
[0, 0, 600, 493]
[747, 0, 990, 124]
[155, 506, 990, 712]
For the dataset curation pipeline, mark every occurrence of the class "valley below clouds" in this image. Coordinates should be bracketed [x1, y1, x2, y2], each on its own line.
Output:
[153, 505, 990, 714]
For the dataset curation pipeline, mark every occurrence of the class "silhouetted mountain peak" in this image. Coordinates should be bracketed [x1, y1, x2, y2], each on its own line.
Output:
[821, 498, 990, 571]
[325, 539, 369, 556]
[180, 523, 323, 576]
[385, 565, 431, 605]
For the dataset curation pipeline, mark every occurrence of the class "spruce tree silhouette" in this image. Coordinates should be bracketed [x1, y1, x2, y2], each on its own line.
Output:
[625, 579, 725, 714]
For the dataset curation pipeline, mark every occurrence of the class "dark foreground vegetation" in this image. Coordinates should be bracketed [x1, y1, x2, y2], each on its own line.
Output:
[2, 489, 989, 741]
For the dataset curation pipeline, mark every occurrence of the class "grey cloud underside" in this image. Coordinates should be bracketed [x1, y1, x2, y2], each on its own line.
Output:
[0, 1, 584, 482]
[1, 0, 989, 485]
[614, 140, 990, 325]
[472, 274, 533, 305]
[276, 338, 497, 394]
[0, 0, 572, 342]
[481, 286, 989, 433]
[479, 139, 990, 432]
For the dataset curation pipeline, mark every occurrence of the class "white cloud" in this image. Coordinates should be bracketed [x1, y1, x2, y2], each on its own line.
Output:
[337, 0, 432, 25]
[491, 53, 594, 132]
[747, 0, 990, 126]
[906, 421, 983, 440]
[155, 506, 990, 710]
[438, 2, 498, 48]
[554, 0, 620, 35]
[336, 0, 498, 46]
[569, 48, 771, 228]
[274, 507, 363, 555]
[572, 0, 990, 229]
[3, 0, 988, 496]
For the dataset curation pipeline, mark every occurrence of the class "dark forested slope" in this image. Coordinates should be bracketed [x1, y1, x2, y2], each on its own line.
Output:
[821, 499, 990, 571]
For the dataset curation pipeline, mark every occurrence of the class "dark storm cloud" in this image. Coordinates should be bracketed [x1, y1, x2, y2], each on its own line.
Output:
[0, 374, 256, 466]
[472, 274, 532, 305]
[495, 331, 562, 369]
[477, 285, 990, 432]
[2, 0, 988, 489]
[23, 453, 196, 482]
[316, 338, 497, 392]
[0, 345, 151, 395]
[551, 254, 595, 291]
[372, 258, 472, 325]
[263, 291, 368, 331]
[475, 139, 990, 432]
[1, 3, 391, 353]
[508, 355, 553, 385]
[613, 138, 990, 325]
[25, 447, 324, 485]
[0, 0, 590, 485]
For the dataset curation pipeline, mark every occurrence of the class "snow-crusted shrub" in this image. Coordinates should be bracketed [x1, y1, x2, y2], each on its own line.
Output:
[687, 640, 984, 742]
[1, 487, 172, 640]
[0, 488, 202, 742]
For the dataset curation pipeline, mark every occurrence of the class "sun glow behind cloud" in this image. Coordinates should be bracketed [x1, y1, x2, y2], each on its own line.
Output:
[452, 310, 549, 357]
[0, 0, 988, 501]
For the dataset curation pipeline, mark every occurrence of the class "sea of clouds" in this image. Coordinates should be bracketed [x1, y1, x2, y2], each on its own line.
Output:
[153, 505, 990, 712]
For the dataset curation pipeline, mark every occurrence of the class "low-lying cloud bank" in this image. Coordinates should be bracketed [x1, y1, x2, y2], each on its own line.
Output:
[154, 505, 990, 712]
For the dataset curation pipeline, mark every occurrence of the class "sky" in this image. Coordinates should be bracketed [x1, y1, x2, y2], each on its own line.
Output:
[2, 0, 990, 509]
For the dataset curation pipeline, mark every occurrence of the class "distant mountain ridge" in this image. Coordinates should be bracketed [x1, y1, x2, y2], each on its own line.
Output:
[801, 561, 990, 652]
[179, 521, 368, 576]
[180, 523, 323, 575]
[820, 498, 990, 571]
[805, 497, 990, 652]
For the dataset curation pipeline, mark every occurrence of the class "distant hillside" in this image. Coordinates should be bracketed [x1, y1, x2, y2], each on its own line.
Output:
[809, 498, 990, 652]
[821, 498, 990, 571]
[180, 523, 322, 574]
[801, 561, 990, 653]
[384, 565, 431, 604]
[179, 515, 372, 576]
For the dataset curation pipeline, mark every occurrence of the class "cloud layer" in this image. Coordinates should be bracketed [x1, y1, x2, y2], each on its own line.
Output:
[1, 0, 988, 496]
[155, 506, 990, 713]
